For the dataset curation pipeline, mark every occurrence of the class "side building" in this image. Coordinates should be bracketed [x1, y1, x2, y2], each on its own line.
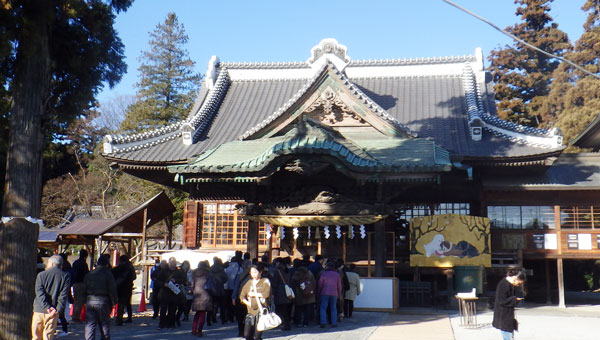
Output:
[103, 39, 600, 305]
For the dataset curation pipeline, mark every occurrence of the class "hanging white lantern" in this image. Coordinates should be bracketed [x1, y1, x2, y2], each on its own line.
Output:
[307, 226, 312, 239]
[335, 225, 342, 239]
[348, 225, 355, 239]
[281, 227, 286, 240]
[293, 227, 299, 239]
[359, 224, 366, 239]
[265, 224, 272, 239]
[324, 225, 330, 239]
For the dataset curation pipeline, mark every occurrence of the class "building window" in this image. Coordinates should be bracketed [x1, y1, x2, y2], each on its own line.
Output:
[398, 203, 470, 220]
[560, 206, 600, 229]
[487, 206, 555, 229]
[201, 202, 267, 247]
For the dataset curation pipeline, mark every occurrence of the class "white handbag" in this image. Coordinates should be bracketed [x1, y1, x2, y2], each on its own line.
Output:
[278, 270, 295, 299]
[252, 282, 281, 332]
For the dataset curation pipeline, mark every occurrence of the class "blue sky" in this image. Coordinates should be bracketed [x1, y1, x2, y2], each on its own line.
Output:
[98, 0, 587, 103]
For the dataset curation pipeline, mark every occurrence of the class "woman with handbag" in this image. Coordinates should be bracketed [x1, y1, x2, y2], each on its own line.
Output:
[239, 265, 272, 340]
[272, 261, 293, 331]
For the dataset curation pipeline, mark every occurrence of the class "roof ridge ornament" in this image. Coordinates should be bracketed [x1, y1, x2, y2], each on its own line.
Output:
[307, 38, 350, 72]
[205, 55, 220, 90]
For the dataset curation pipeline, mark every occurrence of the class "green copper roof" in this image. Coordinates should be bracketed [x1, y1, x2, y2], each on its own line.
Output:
[168, 120, 452, 177]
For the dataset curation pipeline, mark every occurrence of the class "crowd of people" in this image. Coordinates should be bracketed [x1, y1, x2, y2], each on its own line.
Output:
[33, 249, 138, 340]
[32, 249, 363, 340]
[149, 251, 362, 339]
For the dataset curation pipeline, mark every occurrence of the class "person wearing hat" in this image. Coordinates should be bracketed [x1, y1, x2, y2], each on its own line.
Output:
[83, 254, 117, 340]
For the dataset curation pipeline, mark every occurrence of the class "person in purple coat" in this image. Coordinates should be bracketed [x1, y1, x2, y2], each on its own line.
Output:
[317, 261, 342, 328]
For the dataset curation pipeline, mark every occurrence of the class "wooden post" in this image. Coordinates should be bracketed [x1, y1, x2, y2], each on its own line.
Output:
[367, 232, 372, 277]
[545, 259, 552, 304]
[247, 219, 259, 260]
[266, 233, 273, 263]
[342, 232, 347, 264]
[557, 258, 566, 308]
[166, 214, 173, 249]
[374, 220, 386, 277]
[141, 208, 148, 295]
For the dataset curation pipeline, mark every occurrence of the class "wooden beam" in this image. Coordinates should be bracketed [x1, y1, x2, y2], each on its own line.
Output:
[557, 258, 566, 308]
[102, 233, 144, 237]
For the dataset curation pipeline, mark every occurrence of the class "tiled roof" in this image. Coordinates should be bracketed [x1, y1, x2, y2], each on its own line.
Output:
[103, 40, 565, 165]
[169, 120, 451, 178]
[482, 153, 600, 189]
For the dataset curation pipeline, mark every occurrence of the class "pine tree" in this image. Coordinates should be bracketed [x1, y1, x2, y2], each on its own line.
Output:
[488, 0, 572, 127]
[548, 0, 600, 144]
[121, 12, 200, 132]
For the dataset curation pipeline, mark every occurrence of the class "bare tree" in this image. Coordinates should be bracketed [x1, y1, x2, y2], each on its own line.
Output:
[94, 94, 136, 132]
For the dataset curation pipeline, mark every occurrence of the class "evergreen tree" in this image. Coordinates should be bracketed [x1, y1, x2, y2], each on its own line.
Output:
[0, 1, 132, 338]
[121, 12, 200, 132]
[488, 0, 571, 126]
[553, 0, 600, 145]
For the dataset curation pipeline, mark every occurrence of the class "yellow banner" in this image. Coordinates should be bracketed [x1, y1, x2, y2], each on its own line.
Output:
[409, 214, 491, 267]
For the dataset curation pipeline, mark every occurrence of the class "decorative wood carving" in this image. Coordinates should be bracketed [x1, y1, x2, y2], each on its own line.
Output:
[304, 88, 368, 127]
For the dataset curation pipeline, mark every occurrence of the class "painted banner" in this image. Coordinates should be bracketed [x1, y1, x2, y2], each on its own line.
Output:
[410, 214, 491, 267]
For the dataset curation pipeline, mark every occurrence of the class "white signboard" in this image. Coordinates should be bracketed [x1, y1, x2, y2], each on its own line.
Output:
[544, 234, 558, 250]
[354, 277, 398, 311]
[578, 234, 592, 250]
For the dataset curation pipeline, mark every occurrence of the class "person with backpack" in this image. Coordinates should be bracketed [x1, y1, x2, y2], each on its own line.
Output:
[191, 262, 212, 337]
[231, 264, 250, 337]
[208, 258, 228, 325]
[225, 252, 244, 323]
[291, 266, 316, 327]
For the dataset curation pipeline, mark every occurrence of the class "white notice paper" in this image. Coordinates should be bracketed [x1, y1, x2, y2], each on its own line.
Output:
[578, 234, 592, 250]
[544, 234, 557, 250]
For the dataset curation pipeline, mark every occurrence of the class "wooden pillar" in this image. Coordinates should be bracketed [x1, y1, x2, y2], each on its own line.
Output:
[266, 232, 273, 263]
[247, 219, 259, 260]
[557, 258, 566, 308]
[166, 215, 173, 249]
[374, 219, 386, 277]
[545, 259, 552, 304]
[141, 208, 148, 294]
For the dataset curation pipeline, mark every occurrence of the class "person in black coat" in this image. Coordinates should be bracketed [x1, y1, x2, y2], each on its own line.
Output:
[492, 269, 526, 340]
[112, 255, 137, 325]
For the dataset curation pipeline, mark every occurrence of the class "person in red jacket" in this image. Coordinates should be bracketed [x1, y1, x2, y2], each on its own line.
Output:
[317, 261, 342, 328]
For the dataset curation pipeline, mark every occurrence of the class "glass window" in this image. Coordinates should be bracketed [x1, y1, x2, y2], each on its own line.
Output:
[488, 206, 555, 229]
[399, 203, 470, 220]
[201, 202, 267, 247]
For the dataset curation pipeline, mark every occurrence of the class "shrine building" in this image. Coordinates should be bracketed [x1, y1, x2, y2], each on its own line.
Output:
[103, 39, 600, 306]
